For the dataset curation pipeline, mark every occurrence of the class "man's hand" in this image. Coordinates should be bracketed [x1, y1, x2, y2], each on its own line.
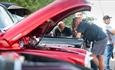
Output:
[76, 32, 81, 38]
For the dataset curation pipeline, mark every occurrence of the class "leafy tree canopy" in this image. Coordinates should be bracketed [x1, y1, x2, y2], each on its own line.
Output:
[0, 0, 53, 12]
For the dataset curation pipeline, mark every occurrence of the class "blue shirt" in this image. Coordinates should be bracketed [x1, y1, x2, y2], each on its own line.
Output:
[77, 20, 107, 41]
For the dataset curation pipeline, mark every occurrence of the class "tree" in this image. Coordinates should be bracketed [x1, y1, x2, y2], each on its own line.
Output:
[0, 0, 53, 12]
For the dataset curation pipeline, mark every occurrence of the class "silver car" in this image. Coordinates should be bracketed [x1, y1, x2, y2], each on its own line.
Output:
[0, 4, 22, 31]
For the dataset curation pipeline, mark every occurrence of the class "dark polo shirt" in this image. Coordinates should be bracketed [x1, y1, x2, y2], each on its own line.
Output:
[54, 27, 72, 37]
[77, 20, 107, 41]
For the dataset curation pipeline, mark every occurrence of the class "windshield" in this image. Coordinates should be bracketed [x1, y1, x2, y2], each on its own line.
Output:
[0, 6, 14, 30]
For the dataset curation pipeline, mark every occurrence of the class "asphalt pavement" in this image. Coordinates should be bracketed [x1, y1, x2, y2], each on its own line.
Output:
[110, 51, 115, 70]
[110, 57, 115, 70]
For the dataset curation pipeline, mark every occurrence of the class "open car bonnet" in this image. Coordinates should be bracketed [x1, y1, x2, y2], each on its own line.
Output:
[0, 0, 91, 50]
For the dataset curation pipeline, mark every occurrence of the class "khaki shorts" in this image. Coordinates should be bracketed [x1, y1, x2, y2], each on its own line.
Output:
[91, 38, 107, 55]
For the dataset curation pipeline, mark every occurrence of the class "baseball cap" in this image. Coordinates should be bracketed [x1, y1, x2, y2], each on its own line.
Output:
[103, 15, 112, 20]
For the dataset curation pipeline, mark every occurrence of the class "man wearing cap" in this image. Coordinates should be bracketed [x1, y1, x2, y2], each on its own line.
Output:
[103, 15, 115, 70]
[75, 12, 107, 70]
[72, 12, 83, 37]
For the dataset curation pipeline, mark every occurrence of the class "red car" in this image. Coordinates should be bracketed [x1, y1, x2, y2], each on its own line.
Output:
[0, 0, 96, 70]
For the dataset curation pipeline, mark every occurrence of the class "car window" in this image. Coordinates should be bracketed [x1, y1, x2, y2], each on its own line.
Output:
[0, 6, 14, 30]
[12, 14, 24, 23]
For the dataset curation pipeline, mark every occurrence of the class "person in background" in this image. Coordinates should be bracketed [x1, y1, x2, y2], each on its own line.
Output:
[75, 12, 107, 70]
[54, 21, 72, 37]
[103, 15, 115, 70]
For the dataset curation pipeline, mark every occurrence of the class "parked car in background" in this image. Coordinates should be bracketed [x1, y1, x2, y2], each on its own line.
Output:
[0, 4, 16, 31]
[0, 0, 97, 70]
[0, 4, 23, 30]
[0, 2, 31, 17]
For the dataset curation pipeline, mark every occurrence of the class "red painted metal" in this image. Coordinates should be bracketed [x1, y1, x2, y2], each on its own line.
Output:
[2, 0, 90, 45]
[17, 49, 86, 66]
[0, 0, 91, 67]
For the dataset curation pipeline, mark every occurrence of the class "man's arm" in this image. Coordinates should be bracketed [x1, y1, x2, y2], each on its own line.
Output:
[110, 30, 115, 35]
[107, 24, 115, 35]
[107, 29, 115, 35]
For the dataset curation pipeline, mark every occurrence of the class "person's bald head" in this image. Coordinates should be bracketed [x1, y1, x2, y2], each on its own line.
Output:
[58, 21, 65, 31]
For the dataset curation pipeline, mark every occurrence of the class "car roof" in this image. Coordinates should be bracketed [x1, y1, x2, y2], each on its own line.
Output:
[0, 2, 16, 8]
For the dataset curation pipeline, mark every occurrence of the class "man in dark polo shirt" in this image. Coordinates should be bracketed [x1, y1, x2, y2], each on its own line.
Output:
[75, 13, 107, 70]
[54, 21, 72, 37]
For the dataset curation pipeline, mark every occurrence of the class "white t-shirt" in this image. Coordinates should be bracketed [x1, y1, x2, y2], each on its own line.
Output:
[105, 23, 115, 44]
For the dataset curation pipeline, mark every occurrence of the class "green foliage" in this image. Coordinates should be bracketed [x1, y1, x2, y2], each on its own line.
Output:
[85, 16, 94, 21]
[0, 0, 53, 12]
[63, 15, 74, 27]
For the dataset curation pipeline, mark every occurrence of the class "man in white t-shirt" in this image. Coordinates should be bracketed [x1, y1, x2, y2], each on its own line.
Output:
[103, 15, 115, 70]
